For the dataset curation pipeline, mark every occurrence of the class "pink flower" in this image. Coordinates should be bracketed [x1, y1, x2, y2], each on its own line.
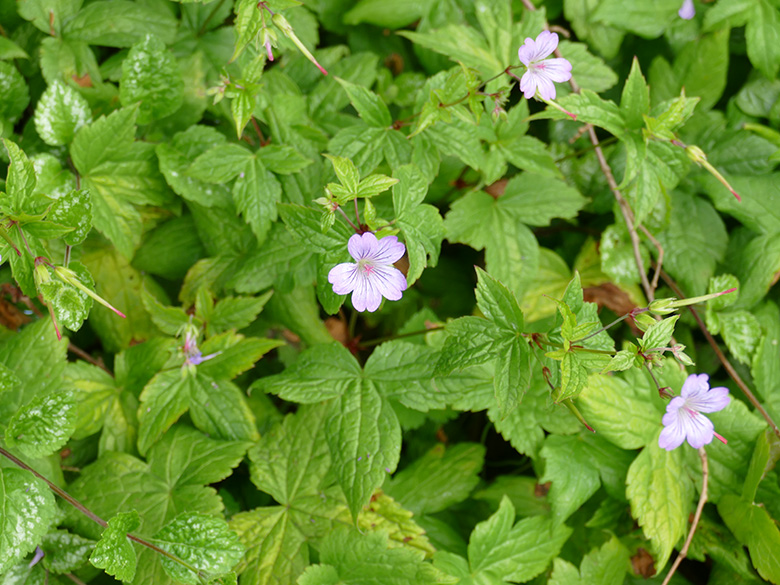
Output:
[328, 232, 407, 312]
[517, 31, 572, 100]
[679, 0, 695, 19]
[658, 374, 730, 450]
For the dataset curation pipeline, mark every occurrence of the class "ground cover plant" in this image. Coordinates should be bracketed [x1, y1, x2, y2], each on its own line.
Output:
[1, 0, 780, 583]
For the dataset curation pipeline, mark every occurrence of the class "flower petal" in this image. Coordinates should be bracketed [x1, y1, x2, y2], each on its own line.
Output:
[373, 235, 406, 265]
[348, 232, 377, 261]
[535, 73, 557, 100]
[679, 0, 695, 20]
[684, 412, 715, 448]
[533, 31, 559, 60]
[372, 265, 408, 301]
[518, 38, 537, 65]
[328, 262, 358, 295]
[539, 58, 572, 82]
[659, 414, 686, 450]
[520, 71, 539, 99]
[680, 373, 709, 400]
[691, 386, 731, 414]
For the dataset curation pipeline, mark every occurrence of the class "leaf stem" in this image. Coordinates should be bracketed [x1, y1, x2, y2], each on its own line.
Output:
[570, 312, 631, 344]
[336, 206, 360, 233]
[661, 448, 708, 585]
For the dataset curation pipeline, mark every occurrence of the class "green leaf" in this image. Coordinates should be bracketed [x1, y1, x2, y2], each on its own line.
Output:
[153, 512, 244, 584]
[40, 529, 94, 574]
[298, 528, 451, 585]
[626, 440, 694, 570]
[577, 374, 661, 449]
[555, 352, 589, 402]
[257, 145, 313, 175]
[496, 135, 561, 178]
[231, 88, 256, 138]
[733, 233, 780, 310]
[746, 0, 780, 79]
[48, 188, 92, 246]
[17, 0, 83, 35]
[500, 173, 587, 227]
[229, 507, 309, 585]
[344, 0, 434, 28]
[384, 443, 485, 515]
[468, 497, 572, 583]
[742, 429, 780, 503]
[0, 62, 29, 123]
[0, 467, 58, 575]
[592, 0, 681, 38]
[540, 434, 601, 524]
[185, 143, 253, 184]
[233, 157, 283, 243]
[33, 80, 92, 146]
[621, 57, 650, 130]
[326, 383, 401, 521]
[719, 494, 780, 583]
[336, 77, 392, 128]
[325, 154, 361, 195]
[278, 203, 354, 254]
[640, 315, 679, 354]
[718, 310, 762, 365]
[90, 510, 140, 583]
[475, 268, 524, 332]
[0, 37, 29, 60]
[539, 90, 626, 137]
[2, 139, 37, 216]
[558, 41, 619, 93]
[120, 34, 184, 125]
[248, 404, 331, 505]
[206, 292, 273, 336]
[64, 1, 178, 47]
[137, 370, 193, 455]
[6, 391, 76, 458]
[399, 26, 504, 78]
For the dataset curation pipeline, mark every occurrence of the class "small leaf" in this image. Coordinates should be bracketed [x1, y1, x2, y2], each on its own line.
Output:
[90, 511, 140, 583]
[153, 512, 244, 585]
[6, 391, 76, 458]
[34, 81, 92, 146]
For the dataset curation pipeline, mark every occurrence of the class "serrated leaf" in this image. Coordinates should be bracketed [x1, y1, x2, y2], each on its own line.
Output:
[555, 352, 588, 402]
[64, 1, 178, 47]
[0, 62, 29, 123]
[234, 158, 283, 242]
[153, 512, 244, 585]
[90, 511, 140, 582]
[40, 529, 94, 574]
[0, 467, 58, 574]
[185, 143, 253, 184]
[540, 434, 601, 524]
[577, 374, 660, 449]
[359, 492, 434, 555]
[384, 443, 485, 515]
[626, 440, 694, 570]
[206, 292, 273, 336]
[621, 58, 650, 130]
[474, 268, 524, 332]
[719, 494, 780, 583]
[6, 391, 76, 458]
[468, 497, 572, 582]
[326, 384, 401, 521]
[640, 315, 679, 354]
[120, 34, 184, 125]
[336, 77, 392, 128]
[48, 188, 92, 246]
[34, 80, 92, 146]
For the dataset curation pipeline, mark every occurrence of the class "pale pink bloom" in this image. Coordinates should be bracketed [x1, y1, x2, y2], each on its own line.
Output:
[517, 31, 572, 100]
[659, 374, 730, 450]
[328, 232, 407, 312]
[679, 0, 695, 19]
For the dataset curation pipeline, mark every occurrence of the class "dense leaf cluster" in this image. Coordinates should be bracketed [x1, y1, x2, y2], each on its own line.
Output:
[1, 0, 780, 584]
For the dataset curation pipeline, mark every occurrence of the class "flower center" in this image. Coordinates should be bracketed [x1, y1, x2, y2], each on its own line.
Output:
[358, 259, 375, 276]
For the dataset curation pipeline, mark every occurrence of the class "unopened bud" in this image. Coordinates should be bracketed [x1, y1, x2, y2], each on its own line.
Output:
[272, 13, 328, 75]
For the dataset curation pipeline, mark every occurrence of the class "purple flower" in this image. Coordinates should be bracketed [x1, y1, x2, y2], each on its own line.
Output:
[658, 374, 730, 451]
[678, 0, 695, 19]
[328, 232, 407, 312]
[182, 330, 220, 368]
[517, 31, 572, 100]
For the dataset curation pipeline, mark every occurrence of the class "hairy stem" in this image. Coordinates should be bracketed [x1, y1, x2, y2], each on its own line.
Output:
[661, 448, 708, 585]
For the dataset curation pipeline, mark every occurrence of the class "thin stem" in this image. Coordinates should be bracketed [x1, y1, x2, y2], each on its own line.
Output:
[65, 574, 88, 585]
[358, 326, 445, 349]
[555, 136, 619, 161]
[571, 312, 630, 344]
[63, 245, 72, 268]
[197, 0, 228, 37]
[661, 448, 708, 585]
[68, 343, 111, 374]
[644, 362, 663, 392]
[353, 198, 361, 227]
[336, 206, 360, 233]
[0, 447, 204, 579]
[660, 270, 780, 439]
[535, 337, 616, 355]
[639, 225, 664, 292]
